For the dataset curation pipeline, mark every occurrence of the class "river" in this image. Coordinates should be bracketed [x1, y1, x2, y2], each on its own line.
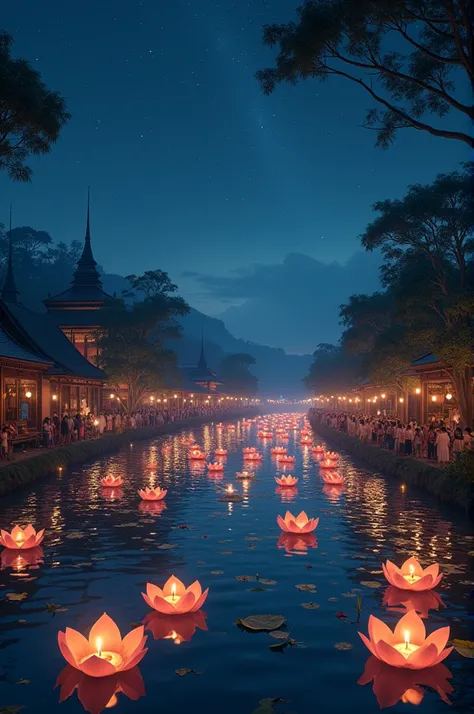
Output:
[0, 414, 472, 714]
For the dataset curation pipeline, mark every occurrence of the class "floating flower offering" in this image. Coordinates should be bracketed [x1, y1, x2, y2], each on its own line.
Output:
[319, 458, 338, 469]
[227, 424, 236, 430]
[299, 437, 312, 445]
[321, 471, 344, 485]
[188, 449, 206, 460]
[312, 445, 325, 453]
[277, 510, 319, 534]
[324, 451, 338, 460]
[58, 613, 148, 677]
[236, 470, 254, 479]
[142, 575, 209, 615]
[277, 455, 295, 463]
[0, 524, 45, 550]
[215, 448, 227, 456]
[358, 610, 452, 669]
[383, 556, 443, 591]
[271, 446, 287, 454]
[219, 484, 243, 502]
[275, 474, 298, 487]
[100, 475, 123, 487]
[137, 486, 167, 501]
[207, 462, 224, 472]
[244, 451, 263, 461]
[243, 446, 256, 453]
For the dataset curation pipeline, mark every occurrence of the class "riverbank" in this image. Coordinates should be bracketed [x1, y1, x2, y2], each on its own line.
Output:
[0, 409, 258, 496]
[309, 418, 474, 518]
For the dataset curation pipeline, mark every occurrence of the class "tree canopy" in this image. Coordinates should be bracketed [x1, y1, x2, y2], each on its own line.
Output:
[257, 0, 473, 148]
[220, 352, 258, 396]
[0, 31, 70, 181]
[304, 343, 361, 396]
[95, 271, 189, 412]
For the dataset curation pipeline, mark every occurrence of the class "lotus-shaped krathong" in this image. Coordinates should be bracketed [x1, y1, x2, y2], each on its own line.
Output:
[319, 458, 338, 469]
[312, 445, 325, 453]
[358, 610, 452, 670]
[143, 610, 207, 644]
[227, 424, 236, 430]
[207, 462, 224, 472]
[277, 455, 295, 464]
[382, 586, 445, 619]
[0, 524, 45, 550]
[216, 423, 224, 429]
[243, 452, 263, 461]
[299, 437, 312, 445]
[236, 470, 254, 479]
[271, 446, 287, 455]
[277, 510, 319, 534]
[1, 545, 44, 571]
[324, 451, 338, 460]
[277, 532, 317, 555]
[100, 475, 123, 488]
[58, 613, 148, 678]
[321, 471, 344, 485]
[382, 556, 443, 592]
[242, 447, 256, 453]
[56, 665, 146, 714]
[188, 449, 206, 460]
[142, 575, 209, 615]
[215, 448, 227, 456]
[137, 486, 167, 501]
[275, 475, 298, 487]
[358, 656, 453, 709]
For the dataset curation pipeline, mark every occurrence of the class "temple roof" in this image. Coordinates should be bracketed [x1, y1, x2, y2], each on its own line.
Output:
[182, 331, 222, 383]
[44, 191, 111, 309]
[0, 325, 52, 366]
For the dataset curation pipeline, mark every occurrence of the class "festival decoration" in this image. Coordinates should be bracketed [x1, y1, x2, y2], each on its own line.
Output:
[137, 486, 167, 501]
[277, 510, 319, 534]
[274, 475, 298, 487]
[321, 471, 344, 485]
[382, 557, 443, 592]
[100, 475, 123, 488]
[0, 525, 45, 550]
[142, 576, 209, 615]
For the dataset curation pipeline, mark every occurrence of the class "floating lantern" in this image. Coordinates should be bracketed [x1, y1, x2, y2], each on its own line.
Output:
[143, 610, 208, 644]
[142, 576, 209, 615]
[161, 445, 172, 455]
[227, 424, 236, 431]
[100, 475, 123, 488]
[277, 532, 317, 554]
[382, 586, 445, 619]
[277, 455, 295, 464]
[277, 510, 319, 534]
[215, 448, 227, 456]
[271, 446, 287, 455]
[382, 557, 443, 592]
[300, 437, 312, 445]
[321, 471, 344, 485]
[275, 475, 298, 487]
[138, 486, 167, 501]
[319, 459, 338, 469]
[58, 613, 148, 678]
[207, 462, 224, 472]
[56, 665, 146, 712]
[216, 423, 224, 429]
[236, 470, 254, 479]
[0, 525, 45, 550]
[188, 449, 206, 460]
[358, 610, 452, 669]
[324, 451, 338, 460]
[358, 656, 454, 708]
[312, 445, 325, 453]
[218, 484, 244, 502]
[242, 447, 256, 453]
[243, 452, 263, 461]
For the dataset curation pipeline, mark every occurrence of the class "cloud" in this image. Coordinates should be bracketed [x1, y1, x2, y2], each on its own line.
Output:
[190, 251, 381, 354]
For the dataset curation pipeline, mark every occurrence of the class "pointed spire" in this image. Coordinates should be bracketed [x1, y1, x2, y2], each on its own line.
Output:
[71, 187, 103, 288]
[1, 205, 20, 303]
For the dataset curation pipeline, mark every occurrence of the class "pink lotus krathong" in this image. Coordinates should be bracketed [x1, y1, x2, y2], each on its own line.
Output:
[137, 486, 167, 501]
[0, 525, 45, 550]
[382, 556, 443, 592]
[142, 575, 209, 615]
[277, 510, 319, 534]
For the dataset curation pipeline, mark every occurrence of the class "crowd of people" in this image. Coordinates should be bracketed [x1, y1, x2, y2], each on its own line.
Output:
[1, 402, 251, 460]
[309, 409, 473, 464]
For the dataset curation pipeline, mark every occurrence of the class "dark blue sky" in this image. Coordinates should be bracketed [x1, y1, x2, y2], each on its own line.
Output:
[0, 0, 469, 348]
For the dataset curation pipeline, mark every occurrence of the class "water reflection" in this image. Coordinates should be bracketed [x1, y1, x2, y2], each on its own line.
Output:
[277, 532, 318, 555]
[138, 501, 167, 516]
[1, 545, 44, 571]
[56, 665, 146, 714]
[101, 487, 124, 502]
[143, 610, 208, 644]
[382, 586, 445, 618]
[275, 486, 298, 503]
[358, 657, 453, 709]
[322, 484, 345, 502]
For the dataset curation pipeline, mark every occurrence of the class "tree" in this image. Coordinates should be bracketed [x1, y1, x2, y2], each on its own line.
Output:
[95, 271, 189, 412]
[304, 343, 361, 395]
[220, 353, 258, 396]
[0, 31, 70, 181]
[257, 0, 473, 148]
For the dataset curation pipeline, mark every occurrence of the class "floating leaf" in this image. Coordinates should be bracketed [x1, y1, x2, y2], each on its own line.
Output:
[237, 615, 286, 632]
[328, 597, 339, 602]
[301, 602, 320, 610]
[235, 575, 257, 582]
[130, 622, 141, 628]
[66, 531, 85, 539]
[157, 543, 178, 550]
[252, 698, 286, 714]
[246, 537, 262, 542]
[360, 581, 382, 589]
[250, 587, 266, 592]
[175, 668, 201, 677]
[220, 551, 233, 555]
[45, 602, 68, 614]
[451, 639, 474, 658]
[5, 593, 27, 602]
[16, 680, 29, 685]
[0, 707, 24, 714]
[342, 592, 356, 598]
[335, 642, 353, 651]
[336, 611, 348, 619]
[258, 579, 277, 586]
[268, 631, 289, 640]
[295, 584, 316, 592]
[211, 570, 224, 575]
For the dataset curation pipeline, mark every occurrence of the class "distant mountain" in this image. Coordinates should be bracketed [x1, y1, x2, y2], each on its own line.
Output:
[173, 308, 311, 398]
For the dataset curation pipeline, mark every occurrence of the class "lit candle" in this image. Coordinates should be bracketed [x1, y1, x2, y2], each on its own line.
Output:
[15, 532, 24, 545]
[164, 629, 182, 645]
[403, 564, 421, 584]
[226, 485, 234, 494]
[164, 582, 181, 604]
[79, 636, 123, 668]
[393, 629, 420, 658]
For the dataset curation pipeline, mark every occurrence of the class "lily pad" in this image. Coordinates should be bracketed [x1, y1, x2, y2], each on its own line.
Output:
[65, 531, 84, 540]
[268, 631, 290, 640]
[295, 584, 317, 592]
[252, 698, 286, 714]
[45, 602, 68, 614]
[335, 642, 353, 650]
[5, 593, 27, 602]
[258, 578, 277, 586]
[237, 615, 286, 632]
[301, 602, 320, 610]
[360, 581, 382, 589]
[451, 639, 474, 658]
[235, 575, 257, 582]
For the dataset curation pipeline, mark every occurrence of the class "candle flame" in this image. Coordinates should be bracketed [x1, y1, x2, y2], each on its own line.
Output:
[15, 532, 24, 543]
[404, 630, 410, 651]
[409, 564, 415, 577]
[96, 637, 103, 657]
[171, 582, 177, 600]
[226, 485, 234, 493]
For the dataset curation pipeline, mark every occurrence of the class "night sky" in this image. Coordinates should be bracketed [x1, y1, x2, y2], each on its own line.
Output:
[1, 0, 469, 352]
